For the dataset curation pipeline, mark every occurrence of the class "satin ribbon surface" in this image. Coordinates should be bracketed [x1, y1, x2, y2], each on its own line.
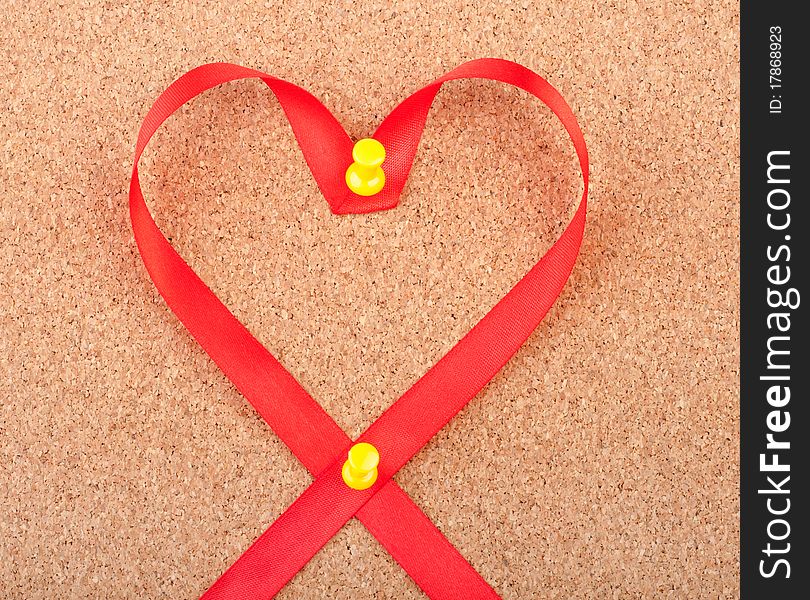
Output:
[129, 58, 589, 599]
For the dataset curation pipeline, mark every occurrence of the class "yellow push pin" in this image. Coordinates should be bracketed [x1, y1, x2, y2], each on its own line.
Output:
[345, 138, 386, 196]
[341, 442, 379, 490]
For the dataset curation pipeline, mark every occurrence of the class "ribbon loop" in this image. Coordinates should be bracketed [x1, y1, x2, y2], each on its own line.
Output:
[129, 58, 588, 599]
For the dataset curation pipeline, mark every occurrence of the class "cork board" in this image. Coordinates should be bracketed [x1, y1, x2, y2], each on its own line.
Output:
[0, 1, 739, 598]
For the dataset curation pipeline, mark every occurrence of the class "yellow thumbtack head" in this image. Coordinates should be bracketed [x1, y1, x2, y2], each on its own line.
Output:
[345, 138, 386, 196]
[342, 442, 379, 490]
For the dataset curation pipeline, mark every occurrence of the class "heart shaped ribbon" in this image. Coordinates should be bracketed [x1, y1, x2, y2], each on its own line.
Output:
[129, 58, 589, 599]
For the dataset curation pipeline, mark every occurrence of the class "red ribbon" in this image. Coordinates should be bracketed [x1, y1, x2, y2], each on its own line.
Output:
[129, 58, 588, 599]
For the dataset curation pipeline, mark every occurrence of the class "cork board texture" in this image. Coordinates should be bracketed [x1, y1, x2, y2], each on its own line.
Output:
[0, 1, 739, 598]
